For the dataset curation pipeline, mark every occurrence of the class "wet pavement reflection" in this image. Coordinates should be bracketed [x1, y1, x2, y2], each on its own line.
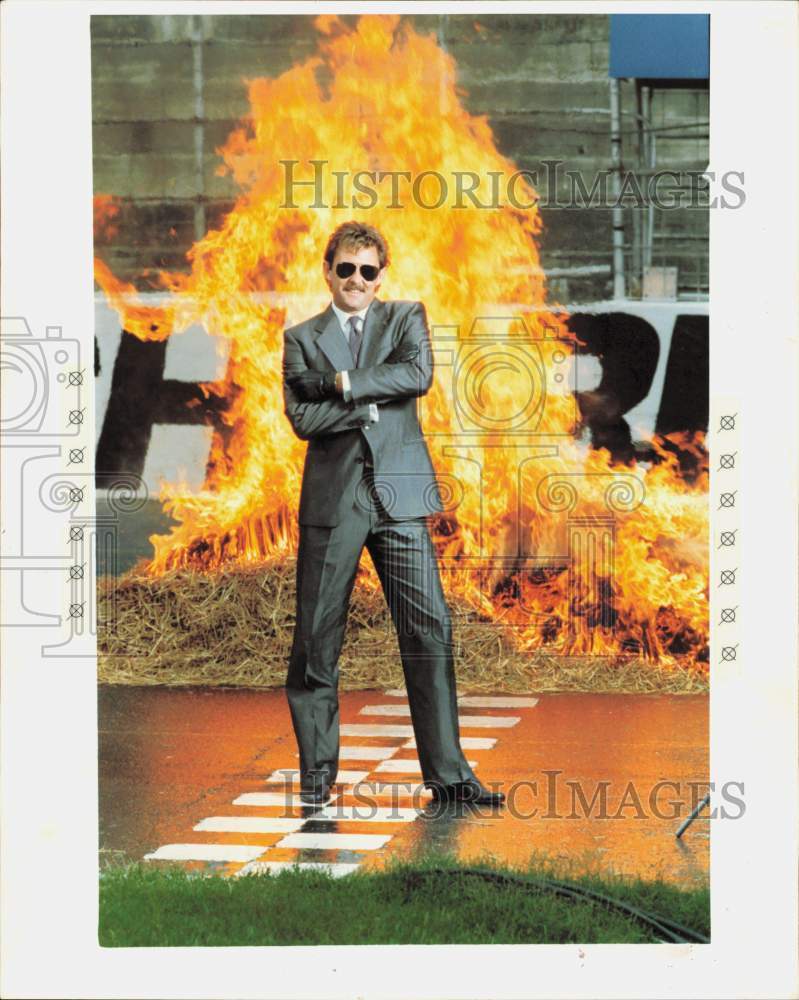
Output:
[99, 685, 709, 886]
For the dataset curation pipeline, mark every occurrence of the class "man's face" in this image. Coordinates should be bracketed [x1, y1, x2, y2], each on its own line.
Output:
[324, 242, 385, 313]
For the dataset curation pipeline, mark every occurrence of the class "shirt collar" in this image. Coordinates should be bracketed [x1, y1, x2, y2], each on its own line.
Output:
[330, 300, 371, 335]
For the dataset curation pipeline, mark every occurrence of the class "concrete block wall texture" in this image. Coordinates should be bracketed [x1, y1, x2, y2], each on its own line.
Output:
[91, 13, 708, 304]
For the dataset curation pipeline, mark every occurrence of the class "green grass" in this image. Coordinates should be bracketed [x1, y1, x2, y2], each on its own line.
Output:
[99, 852, 710, 947]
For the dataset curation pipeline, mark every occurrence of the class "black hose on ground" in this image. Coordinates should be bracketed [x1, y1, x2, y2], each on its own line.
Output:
[398, 867, 709, 945]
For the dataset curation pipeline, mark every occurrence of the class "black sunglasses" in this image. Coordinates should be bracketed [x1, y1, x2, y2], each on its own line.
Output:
[334, 261, 381, 282]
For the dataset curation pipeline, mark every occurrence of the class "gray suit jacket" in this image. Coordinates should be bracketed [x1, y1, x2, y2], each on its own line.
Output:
[282, 299, 444, 526]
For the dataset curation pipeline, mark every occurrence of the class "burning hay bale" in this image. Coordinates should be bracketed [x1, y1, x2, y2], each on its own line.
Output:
[98, 563, 708, 694]
[92, 15, 711, 689]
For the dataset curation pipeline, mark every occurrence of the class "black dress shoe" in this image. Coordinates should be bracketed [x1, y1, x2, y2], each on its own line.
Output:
[430, 780, 506, 806]
[299, 784, 331, 805]
[299, 768, 332, 804]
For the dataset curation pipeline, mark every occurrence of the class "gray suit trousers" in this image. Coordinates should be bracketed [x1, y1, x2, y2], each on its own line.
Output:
[286, 470, 477, 791]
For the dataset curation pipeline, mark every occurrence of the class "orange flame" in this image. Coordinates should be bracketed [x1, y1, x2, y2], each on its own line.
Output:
[94, 15, 708, 665]
[93, 194, 121, 244]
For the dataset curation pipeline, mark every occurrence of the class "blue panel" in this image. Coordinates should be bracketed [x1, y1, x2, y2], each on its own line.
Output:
[610, 15, 709, 79]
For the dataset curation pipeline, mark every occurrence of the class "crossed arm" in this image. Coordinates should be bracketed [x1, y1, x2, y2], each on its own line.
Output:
[282, 302, 434, 442]
[345, 302, 433, 404]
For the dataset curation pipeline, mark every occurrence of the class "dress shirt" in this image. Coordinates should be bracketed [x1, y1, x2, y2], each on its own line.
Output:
[330, 301, 379, 423]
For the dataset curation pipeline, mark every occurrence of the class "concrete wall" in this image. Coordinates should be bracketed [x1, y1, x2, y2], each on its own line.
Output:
[91, 13, 709, 304]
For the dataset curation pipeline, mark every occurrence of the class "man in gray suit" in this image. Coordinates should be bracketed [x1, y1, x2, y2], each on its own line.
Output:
[282, 221, 505, 807]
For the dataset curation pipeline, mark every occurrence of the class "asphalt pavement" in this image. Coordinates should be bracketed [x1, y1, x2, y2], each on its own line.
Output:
[99, 685, 710, 885]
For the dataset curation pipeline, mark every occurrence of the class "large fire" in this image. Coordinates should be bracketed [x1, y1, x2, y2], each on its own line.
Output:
[94, 15, 708, 665]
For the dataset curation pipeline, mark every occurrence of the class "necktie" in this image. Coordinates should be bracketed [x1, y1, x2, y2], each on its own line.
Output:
[348, 315, 363, 367]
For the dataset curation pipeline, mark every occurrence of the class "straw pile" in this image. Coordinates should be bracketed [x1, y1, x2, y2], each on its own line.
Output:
[98, 561, 708, 694]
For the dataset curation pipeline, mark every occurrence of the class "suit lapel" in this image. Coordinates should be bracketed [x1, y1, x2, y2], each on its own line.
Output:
[357, 299, 389, 369]
[314, 299, 389, 372]
[315, 304, 353, 373]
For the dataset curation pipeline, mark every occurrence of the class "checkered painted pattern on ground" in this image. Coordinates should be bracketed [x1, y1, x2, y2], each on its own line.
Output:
[143, 692, 539, 878]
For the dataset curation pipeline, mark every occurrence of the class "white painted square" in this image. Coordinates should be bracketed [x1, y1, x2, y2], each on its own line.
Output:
[275, 832, 392, 851]
[340, 724, 415, 737]
[356, 781, 431, 800]
[456, 715, 521, 728]
[232, 791, 339, 808]
[375, 758, 477, 774]
[359, 705, 520, 726]
[359, 704, 411, 716]
[339, 746, 398, 760]
[144, 843, 266, 863]
[235, 860, 360, 879]
[310, 803, 420, 823]
[193, 817, 305, 834]
[403, 736, 496, 750]
[458, 696, 539, 708]
[265, 769, 370, 786]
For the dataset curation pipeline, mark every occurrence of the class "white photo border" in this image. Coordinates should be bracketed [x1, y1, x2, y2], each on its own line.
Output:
[1, 1, 797, 998]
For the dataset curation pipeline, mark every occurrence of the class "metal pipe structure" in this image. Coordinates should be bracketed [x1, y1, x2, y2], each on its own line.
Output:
[633, 79, 646, 289]
[609, 78, 626, 300]
[642, 84, 654, 270]
[191, 15, 206, 242]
